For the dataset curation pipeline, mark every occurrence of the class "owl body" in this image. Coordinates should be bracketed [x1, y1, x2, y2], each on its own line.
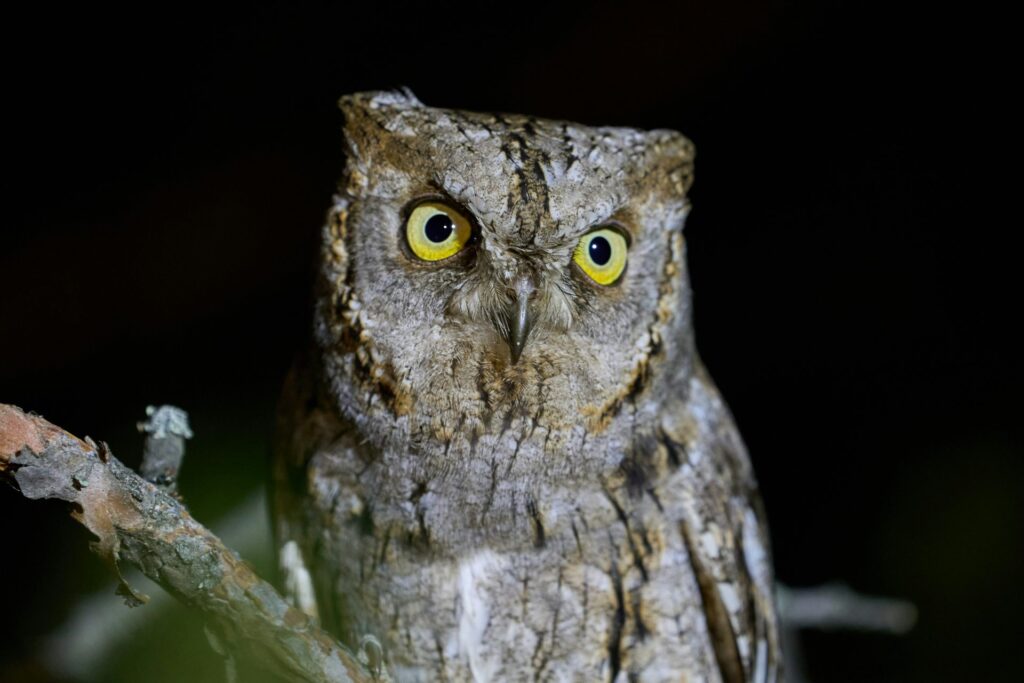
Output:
[274, 91, 780, 682]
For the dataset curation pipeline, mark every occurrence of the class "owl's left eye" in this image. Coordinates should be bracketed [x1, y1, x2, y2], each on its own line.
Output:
[405, 201, 474, 262]
[572, 227, 629, 285]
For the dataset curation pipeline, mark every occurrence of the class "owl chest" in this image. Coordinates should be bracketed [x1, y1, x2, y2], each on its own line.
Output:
[308, 450, 723, 682]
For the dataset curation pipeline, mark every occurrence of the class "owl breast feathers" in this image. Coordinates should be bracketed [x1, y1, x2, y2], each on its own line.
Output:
[273, 90, 780, 682]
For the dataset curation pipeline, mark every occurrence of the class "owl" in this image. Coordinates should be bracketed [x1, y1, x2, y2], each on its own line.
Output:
[273, 90, 781, 682]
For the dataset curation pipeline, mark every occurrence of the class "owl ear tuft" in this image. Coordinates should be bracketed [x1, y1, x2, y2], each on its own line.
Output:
[338, 89, 422, 118]
[644, 129, 696, 198]
[338, 89, 424, 149]
[337, 90, 424, 188]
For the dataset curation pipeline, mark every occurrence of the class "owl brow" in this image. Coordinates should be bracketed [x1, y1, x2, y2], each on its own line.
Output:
[426, 186, 490, 225]
[570, 210, 632, 240]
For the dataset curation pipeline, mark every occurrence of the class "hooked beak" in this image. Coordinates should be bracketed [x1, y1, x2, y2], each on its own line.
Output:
[503, 275, 535, 365]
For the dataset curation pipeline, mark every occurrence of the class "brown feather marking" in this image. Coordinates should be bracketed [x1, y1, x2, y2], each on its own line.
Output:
[680, 517, 746, 683]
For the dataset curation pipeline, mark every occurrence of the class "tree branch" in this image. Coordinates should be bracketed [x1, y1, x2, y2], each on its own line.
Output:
[779, 582, 917, 634]
[0, 403, 373, 683]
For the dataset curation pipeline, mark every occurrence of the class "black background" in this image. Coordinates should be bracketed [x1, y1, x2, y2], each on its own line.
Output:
[2, 1, 1018, 681]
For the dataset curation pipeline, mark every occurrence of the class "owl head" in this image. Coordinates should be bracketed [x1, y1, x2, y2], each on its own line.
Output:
[316, 91, 697, 458]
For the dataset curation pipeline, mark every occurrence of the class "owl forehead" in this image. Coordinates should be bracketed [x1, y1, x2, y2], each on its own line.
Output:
[341, 91, 693, 249]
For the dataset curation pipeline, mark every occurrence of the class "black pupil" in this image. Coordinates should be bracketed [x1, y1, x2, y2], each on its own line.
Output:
[589, 236, 612, 266]
[425, 213, 454, 243]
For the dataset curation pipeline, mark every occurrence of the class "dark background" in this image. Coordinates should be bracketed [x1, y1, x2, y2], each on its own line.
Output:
[1, 1, 1018, 681]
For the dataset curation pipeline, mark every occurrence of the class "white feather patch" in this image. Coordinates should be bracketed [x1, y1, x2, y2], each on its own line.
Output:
[742, 507, 772, 594]
[280, 540, 318, 620]
[456, 550, 506, 682]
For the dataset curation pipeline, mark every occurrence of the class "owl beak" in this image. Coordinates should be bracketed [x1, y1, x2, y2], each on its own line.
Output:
[504, 275, 536, 365]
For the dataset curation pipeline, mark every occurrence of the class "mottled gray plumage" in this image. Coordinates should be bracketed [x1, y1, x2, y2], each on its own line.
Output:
[273, 90, 781, 682]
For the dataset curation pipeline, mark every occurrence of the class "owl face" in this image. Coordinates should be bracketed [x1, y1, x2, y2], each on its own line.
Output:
[317, 91, 695, 445]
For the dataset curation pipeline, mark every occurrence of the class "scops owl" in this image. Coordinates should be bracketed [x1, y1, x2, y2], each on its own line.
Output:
[273, 90, 781, 682]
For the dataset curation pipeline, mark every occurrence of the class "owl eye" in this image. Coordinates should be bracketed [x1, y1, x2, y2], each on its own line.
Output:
[572, 227, 629, 285]
[405, 201, 474, 262]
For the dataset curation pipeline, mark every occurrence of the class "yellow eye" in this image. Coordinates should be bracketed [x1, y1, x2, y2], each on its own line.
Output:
[405, 201, 473, 261]
[572, 227, 629, 285]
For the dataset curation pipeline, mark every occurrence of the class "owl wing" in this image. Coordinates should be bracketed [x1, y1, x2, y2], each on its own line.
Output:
[271, 351, 351, 638]
[659, 362, 782, 683]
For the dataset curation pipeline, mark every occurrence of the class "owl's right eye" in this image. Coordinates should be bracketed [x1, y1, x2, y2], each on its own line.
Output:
[405, 201, 474, 262]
